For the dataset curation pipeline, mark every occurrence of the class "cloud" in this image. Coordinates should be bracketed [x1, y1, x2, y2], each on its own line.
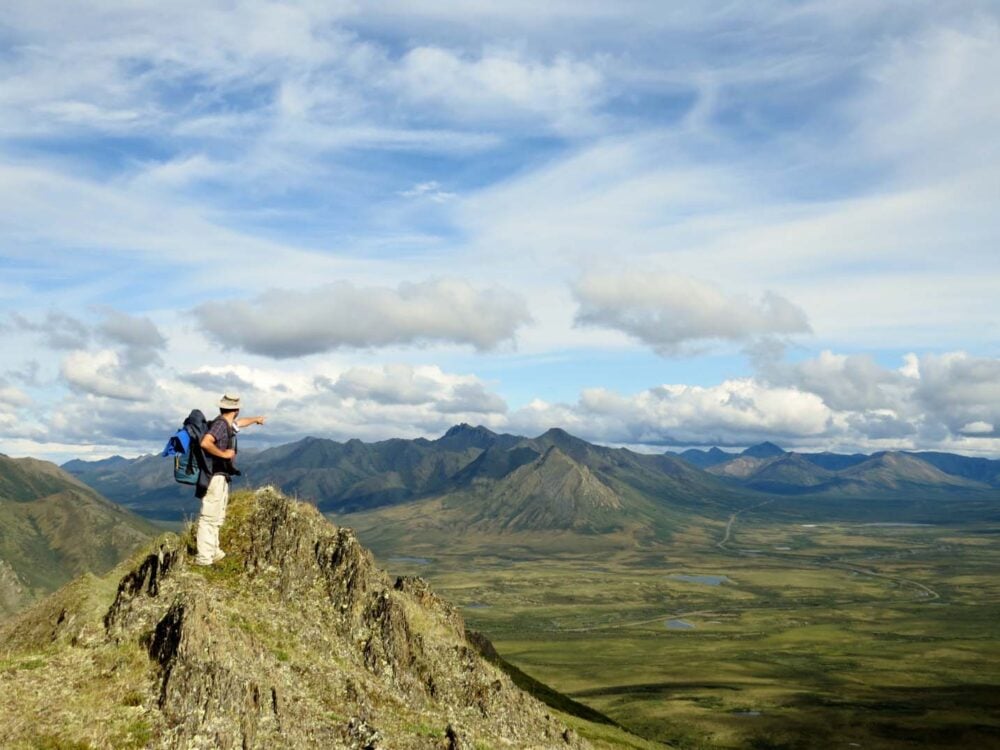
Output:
[508, 378, 836, 447]
[97, 309, 167, 368]
[754, 348, 908, 412]
[751, 349, 1000, 447]
[322, 364, 507, 414]
[502, 349, 1000, 452]
[959, 421, 994, 435]
[10, 309, 167, 402]
[572, 272, 811, 354]
[399, 181, 457, 202]
[0, 384, 31, 409]
[392, 46, 605, 131]
[177, 369, 256, 394]
[193, 278, 532, 358]
[11, 311, 91, 350]
[913, 352, 1000, 437]
[60, 350, 154, 402]
[855, 22, 1000, 177]
[47, 396, 179, 446]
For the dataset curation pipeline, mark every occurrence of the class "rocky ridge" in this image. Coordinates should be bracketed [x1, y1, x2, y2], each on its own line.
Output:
[0, 487, 591, 749]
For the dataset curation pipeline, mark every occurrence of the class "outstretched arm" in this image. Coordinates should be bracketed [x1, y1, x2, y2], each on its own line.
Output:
[236, 416, 266, 428]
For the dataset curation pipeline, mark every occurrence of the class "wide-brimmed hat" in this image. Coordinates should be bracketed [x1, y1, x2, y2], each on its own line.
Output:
[219, 393, 241, 410]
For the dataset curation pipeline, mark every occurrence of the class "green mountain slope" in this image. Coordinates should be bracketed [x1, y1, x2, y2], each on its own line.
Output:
[0, 454, 157, 620]
[453, 446, 625, 533]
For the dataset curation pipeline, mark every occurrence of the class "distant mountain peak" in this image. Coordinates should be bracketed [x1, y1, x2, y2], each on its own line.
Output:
[435, 423, 502, 452]
[741, 441, 786, 459]
[442, 423, 497, 439]
[540, 427, 571, 438]
[536, 427, 589, 447]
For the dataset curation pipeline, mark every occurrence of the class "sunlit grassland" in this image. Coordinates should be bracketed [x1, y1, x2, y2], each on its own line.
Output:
[353, 511, 1000, 749]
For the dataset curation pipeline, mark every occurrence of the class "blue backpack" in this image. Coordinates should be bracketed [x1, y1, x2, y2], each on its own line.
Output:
[162, 410, 209, 485]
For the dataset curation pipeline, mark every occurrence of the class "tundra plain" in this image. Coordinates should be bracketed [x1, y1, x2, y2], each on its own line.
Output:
[352, 499, 1000, 749]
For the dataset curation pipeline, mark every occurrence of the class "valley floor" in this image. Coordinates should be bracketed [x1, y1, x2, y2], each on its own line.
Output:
[354, 506, 1000, 749]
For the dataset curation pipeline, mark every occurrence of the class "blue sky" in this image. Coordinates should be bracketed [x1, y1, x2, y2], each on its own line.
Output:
[1, 1, 999, 461]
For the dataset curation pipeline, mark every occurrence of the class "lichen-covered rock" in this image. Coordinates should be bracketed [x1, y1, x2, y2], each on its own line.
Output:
[0, 487, 591, 749]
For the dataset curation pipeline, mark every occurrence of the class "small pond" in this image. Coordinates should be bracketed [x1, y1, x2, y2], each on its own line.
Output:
[665, 619, 695, 630]
[668, 574, 732, 586]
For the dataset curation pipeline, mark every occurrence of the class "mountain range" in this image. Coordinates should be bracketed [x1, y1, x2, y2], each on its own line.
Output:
[64, 424, 745, 536]
[675, 442, 1000, 495]
[63, 425, 1000, 525]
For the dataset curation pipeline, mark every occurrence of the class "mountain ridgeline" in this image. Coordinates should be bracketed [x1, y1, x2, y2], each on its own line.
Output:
[66, 425, 1000, 522]
[64, 426, 739, 534]
[681, 443, 1000, 496]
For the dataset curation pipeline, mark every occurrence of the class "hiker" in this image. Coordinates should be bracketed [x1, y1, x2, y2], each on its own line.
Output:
[194, 393, 266, 566]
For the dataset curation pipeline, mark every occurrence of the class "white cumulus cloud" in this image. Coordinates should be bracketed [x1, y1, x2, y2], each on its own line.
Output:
[60, 350, 153, 402]
[193, 278, 532, 358]
[572, 272, 811, 354]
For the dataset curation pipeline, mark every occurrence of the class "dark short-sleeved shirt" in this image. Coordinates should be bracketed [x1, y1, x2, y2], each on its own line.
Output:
[207, 417, 235, 476]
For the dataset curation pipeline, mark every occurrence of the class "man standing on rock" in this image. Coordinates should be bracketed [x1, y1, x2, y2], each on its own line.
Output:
[195, 393, 266, 566]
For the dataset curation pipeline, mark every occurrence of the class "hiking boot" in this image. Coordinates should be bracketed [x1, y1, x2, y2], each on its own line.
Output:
[213, 549, 226, 563]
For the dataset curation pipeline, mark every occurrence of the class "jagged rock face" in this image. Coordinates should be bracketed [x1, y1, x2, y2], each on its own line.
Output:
[5, 488, 587, 749]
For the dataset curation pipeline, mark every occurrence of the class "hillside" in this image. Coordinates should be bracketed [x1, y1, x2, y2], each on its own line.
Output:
[0, 454, 157, 620]
[456, 446, 625, 533]
[838, 451, 988, 493]
[0, 488, 649, 749]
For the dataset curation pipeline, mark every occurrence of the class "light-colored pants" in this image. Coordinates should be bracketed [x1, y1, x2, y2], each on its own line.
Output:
[195, 475, 229, 564]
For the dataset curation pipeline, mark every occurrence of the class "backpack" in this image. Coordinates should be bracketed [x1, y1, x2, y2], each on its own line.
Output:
[162, 410, 209, 485]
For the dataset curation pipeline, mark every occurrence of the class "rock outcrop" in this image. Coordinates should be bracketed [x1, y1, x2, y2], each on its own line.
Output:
[0, 487, 590, 749]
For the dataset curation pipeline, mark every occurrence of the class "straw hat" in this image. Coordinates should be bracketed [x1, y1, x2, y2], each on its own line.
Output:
[219, 393, 241, 410]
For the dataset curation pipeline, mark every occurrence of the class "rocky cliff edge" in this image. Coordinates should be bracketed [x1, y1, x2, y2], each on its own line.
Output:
[0, 487, 591, 750]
